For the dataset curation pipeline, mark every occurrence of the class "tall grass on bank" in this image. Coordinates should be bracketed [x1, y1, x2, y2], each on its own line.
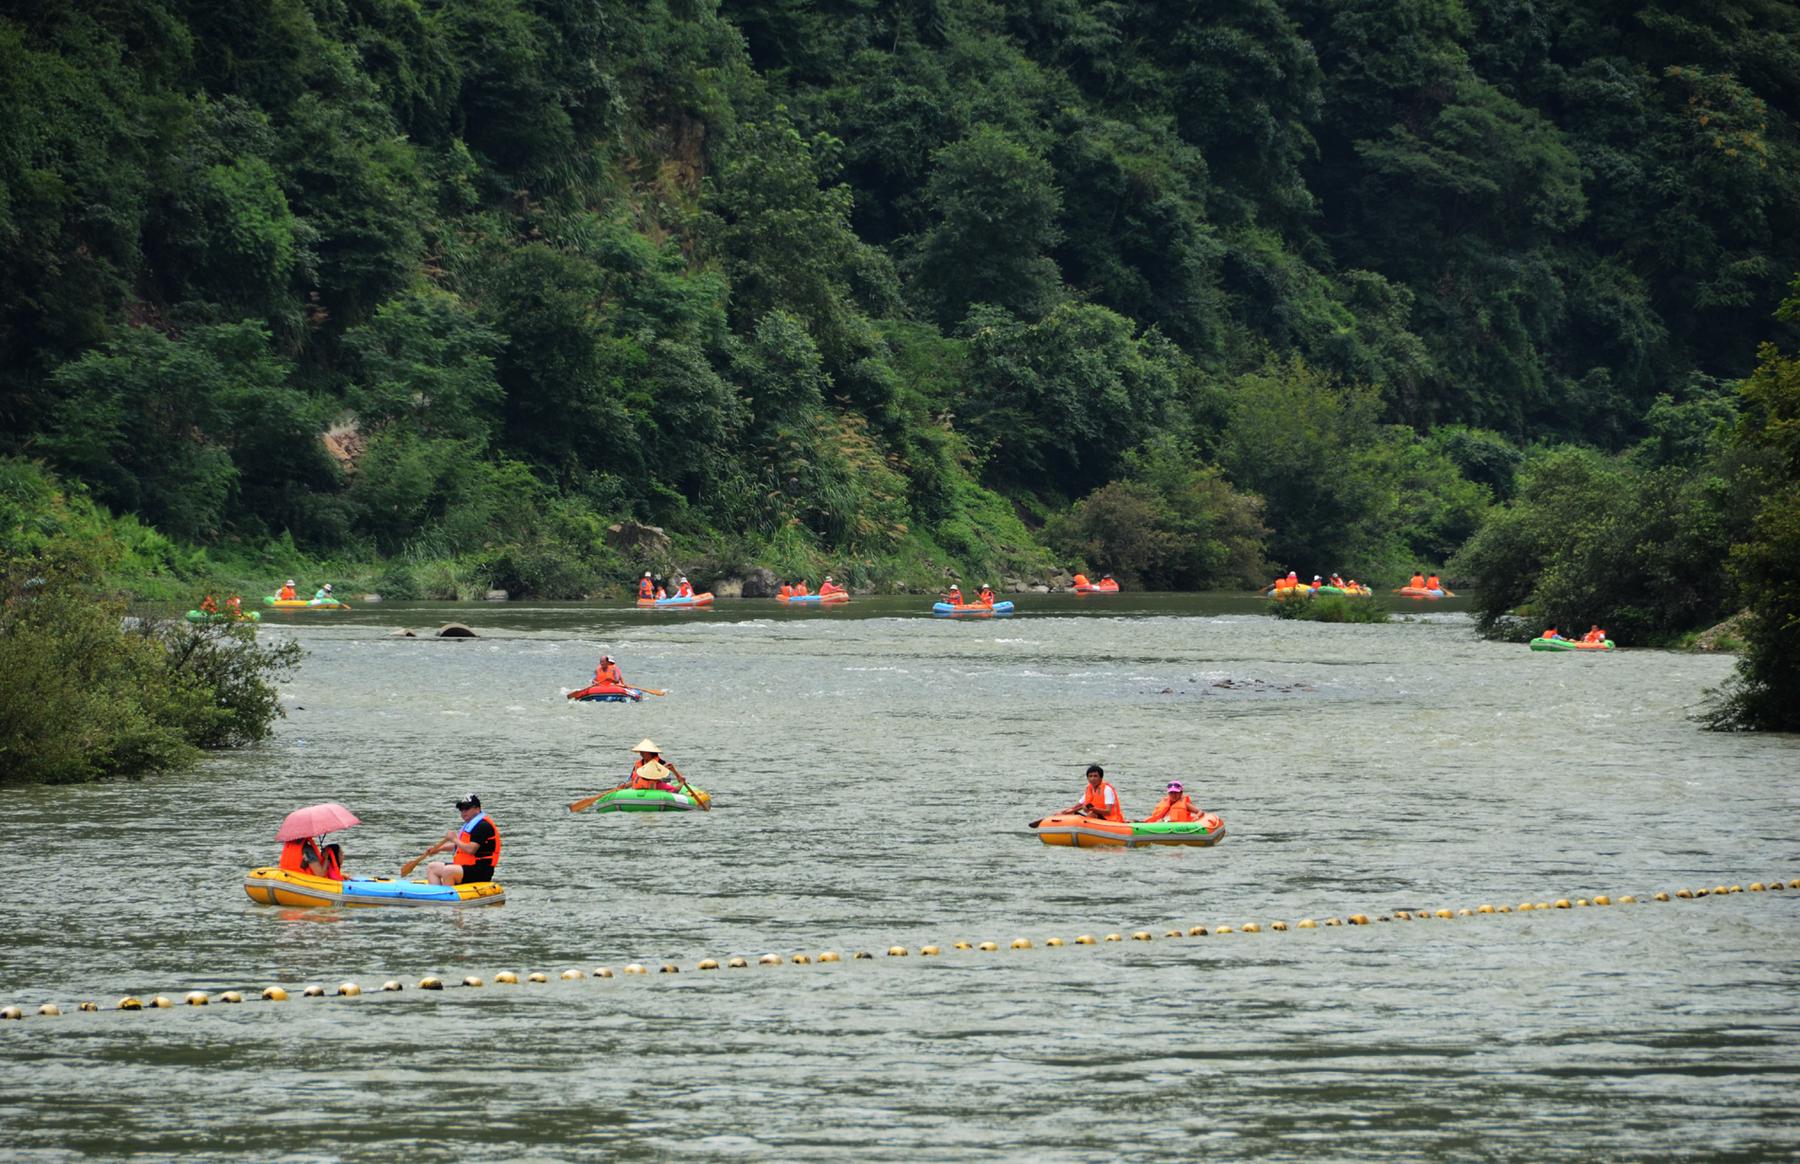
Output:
[1263, 593, 1390, 623]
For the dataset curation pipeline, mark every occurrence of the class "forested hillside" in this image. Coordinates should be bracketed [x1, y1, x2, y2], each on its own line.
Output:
[2, 0, 1797, 684]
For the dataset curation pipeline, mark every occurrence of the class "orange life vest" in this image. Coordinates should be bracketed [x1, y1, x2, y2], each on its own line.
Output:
[279, 838, 321, 873]
[200, 596, 218, 613]
[639, 578, 655, 598]
[594, 662, 623, 686]
[1072, 573, 1090, 588]
[945, 591, 963, 606]
[1146, 794, 1198, 823]
[794, 582, 809, 596]
[676, 581, 693, 597]
[277, 585, 296, 601]
[1426, 575, 1441, 589]
[453, 812, 500, 868]
[628, 759, 675, 791]
[779, 584, 792, 598]
[978, 588, 995, 604]
[1080, 781, 1124, 822]
[1409, 575, 1426, 589]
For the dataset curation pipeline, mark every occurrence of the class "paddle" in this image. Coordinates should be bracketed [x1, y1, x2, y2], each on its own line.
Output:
[635, 687, 667, 697]
[568, 790, 618, 813]
[662, 759, 710, 811]
[399, 846, 436, 877]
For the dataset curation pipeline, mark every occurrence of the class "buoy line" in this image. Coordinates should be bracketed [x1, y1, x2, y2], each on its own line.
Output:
[3, 878, 1793, 1022]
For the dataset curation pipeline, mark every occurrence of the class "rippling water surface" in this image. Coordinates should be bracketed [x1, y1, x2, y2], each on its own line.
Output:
[5, 594, 1798, 1161]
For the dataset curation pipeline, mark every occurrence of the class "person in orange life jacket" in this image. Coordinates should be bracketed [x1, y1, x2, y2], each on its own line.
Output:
[621, 739, 682, 792]
[819, 575, 845, 596]
[1144, 781, 1200, 823]
[977, 584, 996, 604]
[1282, 570, 1300, 589]
[1426, 573, 1442, 590]
[1066, 764, 1124, 822]
[279, 835, 328, 877]
[778, 581, 793, 598]
[593, 654, 625, 687]
[1582, 624, 1606, 644]
[792, 579, 810, 597]
[199, 594, 218, 614]
[638, 572, 656, 599]
[425, 794, 499, 885]
[1311, 575, 1324, 590]
[1408, 572, 1426, 589]
[1100, 573, 1117, 588]
[277, 579, 298, 601]
[675, 576, 694, 598]
[1072, 572, 1091, 589]
[943, 584, 964, 606]
[225, 594, 243, 617]
[1329, 573, 1345, 589]
[655, 583, 667, 600]
[1542, 626, 1562, 641]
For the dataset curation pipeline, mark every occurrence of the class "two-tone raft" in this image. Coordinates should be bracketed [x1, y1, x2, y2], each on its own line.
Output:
[1034, 813, 1226, 848]
[244, 868, 505, 907]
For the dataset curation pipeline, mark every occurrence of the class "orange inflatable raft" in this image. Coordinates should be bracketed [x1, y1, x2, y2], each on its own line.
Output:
[1035, 812, 1225, 848]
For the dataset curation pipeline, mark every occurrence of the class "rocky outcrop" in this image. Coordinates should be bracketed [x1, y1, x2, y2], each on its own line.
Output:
[737, 567, 780, 598]
[711, 577, 744, 598]
[606, 520, 671, 557]
[436, 623, 477, 638]
[484, 588, 508, 601]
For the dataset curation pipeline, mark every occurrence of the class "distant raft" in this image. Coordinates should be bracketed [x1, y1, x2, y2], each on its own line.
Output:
[576, 788, 707, 813]
[1035, 813, 1226, 848]
[777, 592, 849, 604]
[637, 593, 714, 608]
[1393, 586, 1448, 599]
[569, 683, 643, 702]
[243, 867, 504, 907]
[1072, 581, 1120, 594]
[1530, 637, 1614, 651]
[263, 596, 350, 610]
[185, 610, 260, 623]
[933, 601, 1015, 616]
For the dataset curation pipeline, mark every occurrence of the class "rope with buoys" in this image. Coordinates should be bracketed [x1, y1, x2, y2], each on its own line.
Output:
[3, 878, 1793, 1022]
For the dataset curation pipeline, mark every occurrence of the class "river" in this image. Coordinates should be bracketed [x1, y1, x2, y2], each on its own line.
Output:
[5, 594, 1798, 1161]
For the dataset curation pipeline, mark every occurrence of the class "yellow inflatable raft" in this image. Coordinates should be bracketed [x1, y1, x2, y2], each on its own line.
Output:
[244, 867, 505, 907]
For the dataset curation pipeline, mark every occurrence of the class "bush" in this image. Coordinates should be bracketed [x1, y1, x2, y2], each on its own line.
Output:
[1264, 593, 1389, 623]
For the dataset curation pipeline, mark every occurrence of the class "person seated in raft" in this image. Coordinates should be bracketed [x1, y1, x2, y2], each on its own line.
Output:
[1426, 573, 1442, 591]
[425, 793, 500, 886]
[1542, 627, 1562, 641]
[638, 572, 656, 599]
[1072, 572, 1091, 589]
[655, 582, 667, 600]
[942, 584, 964, 606]
[819, 575, 845, 596]
[1101, 573, 1118, 588]
[778, 581, 792, 598]
[225, 594, 244, 618]
[199, 594, 219, 614]
[277, 579, 298, 601]
[976, 583, 996, 604]
[675, 575, 695, 598]
[792, 578, 810, 597]
[1581, 624, 1607, 644]
[1143, 780, 1201, 823]
[1328, 573, 1346, 589]
[319, 842, 345, 880]
[1065, 764, 1125, 822]
[1408, 571, 1427, 589]
[620, 739, 682, 792]
[593, 653, 625, 687]
[1279, 570, 1300, 590]
[312, 583, 335, 603]
[1311, 575, 1324, 591]
[279, 835, 329, 877]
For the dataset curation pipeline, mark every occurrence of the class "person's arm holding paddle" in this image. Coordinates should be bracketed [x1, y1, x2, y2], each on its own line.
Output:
[661, 757, 710, 810]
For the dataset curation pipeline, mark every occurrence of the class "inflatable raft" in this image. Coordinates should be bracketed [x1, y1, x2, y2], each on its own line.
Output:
[569, 683, 643, 702]
[637, 592, 714, 608]
[1530, 637, 1614, 651]
[933, 600, 1015, 615]
[577, 788, 707, 813]
[1394, 586, 1447, 599]
[1072, 582, 1120, 594]
[185, 610, 260, 623]
[244, 867, 505, 907]
[263, 597, 350, 610]
[1035, 813, 1225, 848]
[778, 592, 849, 604]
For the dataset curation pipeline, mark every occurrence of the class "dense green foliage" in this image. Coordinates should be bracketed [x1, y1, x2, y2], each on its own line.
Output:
[0, 1, 1797, 725]
[1265, 592, 1390, 623]
[0, 460, 302, 782]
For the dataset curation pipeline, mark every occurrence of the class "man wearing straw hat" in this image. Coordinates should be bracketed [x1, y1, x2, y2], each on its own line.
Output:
[620, 740, 709, 809]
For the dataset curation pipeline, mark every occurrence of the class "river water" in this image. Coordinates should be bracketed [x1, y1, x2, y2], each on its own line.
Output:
[5, 594, 1798, 1161]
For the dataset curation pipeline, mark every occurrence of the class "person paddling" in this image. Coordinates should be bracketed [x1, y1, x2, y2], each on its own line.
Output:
[277, 579, 297, 601]
[820, 575, 845, 596]
[621, 739, 709, 808]
[976, 583, 996, 605]
[1144, 781, 1200, 823]
[1065, 764, 1125, 822]
[424, 794, 500, 885]
[638, 572, 656, 599]
[593, 654, 625, 687]
[943, 584, 964, 607]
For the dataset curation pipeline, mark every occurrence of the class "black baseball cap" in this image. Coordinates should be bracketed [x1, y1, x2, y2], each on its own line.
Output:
[456, 793, 481, 809]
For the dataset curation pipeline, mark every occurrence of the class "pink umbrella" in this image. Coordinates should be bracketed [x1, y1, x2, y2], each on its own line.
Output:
[275, 802, 362, 842]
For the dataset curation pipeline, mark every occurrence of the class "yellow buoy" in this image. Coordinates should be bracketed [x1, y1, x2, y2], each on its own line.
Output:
[1655, 892, 1671, 901]
[261, 987, 288, 1001]
[1323, 918, 1342, 927]
[887, 946, 908, 957]
[78, 1002, 98, 1012]
[218, 991, 243, 1004]
[383, 980, 404, 991]
[977, 941, 999, 952]
[1297, 919, 1317, 929]
[1535, 902, 1551, 910]
[1727, 885, 1742, 894]
[1188, 925, 1208, 936]
[622, 965, 646, 976]
[150, 997, 173, 1009]
[1214, 925, 1233, 934]
[1749, 883, 1765, 892]
[1104, 933, 1123, 942]
[1553, 899, 1571, 909]
[1619, 895, 1637, 903]
[728, 958, 748, 969]
[37, 1004, 60, 1017]
[494, 971, 519, 985]
[1131, 931, 1152, 941]
[419, 977, 443, 990]
[1271, 920, 1289, 931]
[790, 954, 810, 965]
[1517, 903, 1534, 912]
[1435, 909, 1454, 919]
[118, 997, 144, 1010]
[697, 959, 720, 971]
[1693, 888, 1709, 897]
[1046, 937, 1064, 947]
[1713, 886, 1730, 895]
[1011, 938, 1032, 949]
[462, 975, 485, 987]
[1495, 905, 1511, 912]
[659, 964, 679, 974]
[528, 972, 548, 984]
[1675, 889, 1693, 899]
[1476, 904, 1494, 913]
[1242, 923, 1262, 933]
[338, 983, 362, 997]
[301, 985, 325, 998]
[1074, 935, 1096, 945]
[758, 954, 781, 966]
[1394, 911, 1412, 921]
[1788, 879, 1800, 889]
[1348, 915, 1370, 926]
[853, 951, 873, 960]
[920, 946, 941, 957]
[1, 1005, 23, 1020]
[1456, 908, 1472, 917]
[819, 951, 841, 963]
[1575, 898, 1589, 907]
[183, 992, 208, 1006]
[1771, 880, 1787, 891]
[1594, 895, 1612, 905]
